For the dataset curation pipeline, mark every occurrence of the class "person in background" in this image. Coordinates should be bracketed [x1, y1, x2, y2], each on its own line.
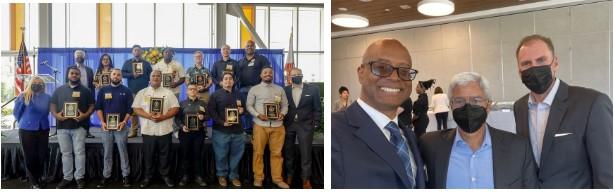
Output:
[211, 44, 239, 89]
[13, 76, 51, 189]
[238, 40, 271, 132]
[153, 47, 185, 98]
[333, 86, 353, 112]
[186, 51, 213, 103]
[431, 86, 450, 130]
[121, 44, 153, 138]
[94, 53, 114, 90]
[412, 79, 434, 138]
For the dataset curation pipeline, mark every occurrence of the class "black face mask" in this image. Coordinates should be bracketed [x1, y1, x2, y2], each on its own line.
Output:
[31, 84, 43, 92]
[521, 65, 553, 94]
[291, 76, 303, 84]
[453, 104, 488, 134]
[76, 57, 84, 64]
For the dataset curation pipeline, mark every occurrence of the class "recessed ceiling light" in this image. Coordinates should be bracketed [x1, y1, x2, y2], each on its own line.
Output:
[385, 8, 391, 12]
[332, 14, 369, 28]
[338, 7, 348, 11]
[359, 0, 372, 2]
[418, 0, 455, 16]
[400, 4, 411, 10]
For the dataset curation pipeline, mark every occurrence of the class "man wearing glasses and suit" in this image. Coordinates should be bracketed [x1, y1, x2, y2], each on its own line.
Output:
[332, 38, 425, 188]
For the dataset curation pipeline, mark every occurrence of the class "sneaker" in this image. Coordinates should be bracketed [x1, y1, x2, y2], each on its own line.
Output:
[56, 179, 72, 189]
[122, 177, 131, 187]
[76, 179, 86, 189]
[195, 176, 207, 187]
[163, 176, 175, 188]
[303, 179, 312, 189]
[139, 178, 150, 188]
[96, 177, 109, 188]
[231, 179, 241, 187]
[218, 177, 227, 187]
[253, 179, 262, 187]
[178, 175, 189, 187]
[274, 181, 289, 189]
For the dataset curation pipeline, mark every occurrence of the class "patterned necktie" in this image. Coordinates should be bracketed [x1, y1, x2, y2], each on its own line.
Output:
[385, 121, 415, 188]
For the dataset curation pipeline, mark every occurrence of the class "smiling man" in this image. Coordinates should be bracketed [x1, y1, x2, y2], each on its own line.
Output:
[332, 38, 425, 188]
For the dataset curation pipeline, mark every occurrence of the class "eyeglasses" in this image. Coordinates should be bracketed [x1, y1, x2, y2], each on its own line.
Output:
[451, 96, 488, 108]
[366, 61, 418, 81]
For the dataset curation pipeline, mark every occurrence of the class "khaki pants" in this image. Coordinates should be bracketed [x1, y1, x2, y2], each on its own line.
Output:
[252, 124, 285, 182]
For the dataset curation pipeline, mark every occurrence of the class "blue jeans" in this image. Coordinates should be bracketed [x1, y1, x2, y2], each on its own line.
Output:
[239, 86, 253, 130]
[102, 126, 130, 178]
[212, 129, 245, 179]
[57, 127, 86, 180]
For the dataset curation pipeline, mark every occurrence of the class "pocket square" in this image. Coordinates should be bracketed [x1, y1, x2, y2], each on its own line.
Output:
[554, 133, 572, 137]
[305, 95, 311, 96]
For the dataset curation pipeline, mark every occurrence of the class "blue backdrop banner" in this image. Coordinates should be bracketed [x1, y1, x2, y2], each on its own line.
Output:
[37, 48, 285, 127]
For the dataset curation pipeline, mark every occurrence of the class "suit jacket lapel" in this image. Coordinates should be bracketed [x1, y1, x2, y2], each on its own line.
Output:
[435, 129, 455, 188]
[347, 103, 413, 188]
[401, 123, 426, 188]
[490, 126, 511, 188]
[516, 94, 531, 137]
[539, 82, 569, 169]
[284, 87, 296, 109]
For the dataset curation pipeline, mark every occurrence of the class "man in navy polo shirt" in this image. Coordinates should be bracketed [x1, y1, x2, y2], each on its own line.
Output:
[95, 69, 134, 188]
[238, 40, 271, 132]
[51, 66, 95, 189]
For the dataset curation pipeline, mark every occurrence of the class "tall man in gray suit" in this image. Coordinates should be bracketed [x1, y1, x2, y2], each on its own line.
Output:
[419, 72, 537, 189]
[513, 34, 612, 188]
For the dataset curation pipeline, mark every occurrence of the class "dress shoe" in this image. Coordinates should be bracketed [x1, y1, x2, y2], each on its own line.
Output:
[86, 132, 95, 138]
[163, 176, 175, 188]
[303, 179, 312, 189]
[231, 179, 241, 187]
[194, 176, 207, 187]
[96, 177, 109, 188]
[122, 177, 131, 187]
[178, 175, 189, 187]
[139, 178, 151, 188]
[285, 176, 292, 186]
[274, 181, 289, 189]
[31, 183, 41, 189]
[253, 179, 262, 187]
[56, 179, 72, 189]
[218, 177, 227, 187]
[76, 179, 86, 189]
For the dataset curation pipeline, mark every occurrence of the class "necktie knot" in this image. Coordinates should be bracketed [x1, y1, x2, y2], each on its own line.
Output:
[385, 121, 402, 135]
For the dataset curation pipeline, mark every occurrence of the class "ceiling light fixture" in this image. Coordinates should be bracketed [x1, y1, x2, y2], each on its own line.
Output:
[417, 0, 455, 16]
[332, 14, 369, 28]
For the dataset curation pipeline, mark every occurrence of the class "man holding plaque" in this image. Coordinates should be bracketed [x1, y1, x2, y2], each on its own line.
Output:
[132, 70, 180, 188]
[95, 69, 134, 188]
[211, 44, 239, 89]
[175, 83, 209, 187]
[208, 72, 245, 187]
[122, 44, 152, 138]
[51, 66, 95, 189]
[64, 49, 95, 138]
[153, 47, 185, 98]
[283, 68, 322, 189]
[246, 66, 289, 188]
[186, 50, 213, 103]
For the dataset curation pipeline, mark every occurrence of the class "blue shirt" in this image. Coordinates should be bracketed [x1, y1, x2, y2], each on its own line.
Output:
[121, 58, 152, 94]
[446, 128, 494, 189]
[13, 93, 51, 131]
[238, 54, 271, 88]
[95, 84, 134, 121]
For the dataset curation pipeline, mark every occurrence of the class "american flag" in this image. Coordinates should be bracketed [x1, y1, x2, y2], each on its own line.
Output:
[15, 34, 31, 95]
[284, 29, 295, 86]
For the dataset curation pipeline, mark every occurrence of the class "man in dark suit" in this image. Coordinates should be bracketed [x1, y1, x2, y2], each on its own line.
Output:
[419, 72, 537, 189]
[513, 34, 612, 188]
[64, 49, 96, 138]
[283, 68, 322, 189]
[332, 38, 425, 188]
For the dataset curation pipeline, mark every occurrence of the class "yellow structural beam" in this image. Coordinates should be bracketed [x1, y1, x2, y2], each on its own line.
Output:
[240, 5, 255, 48]
[10, 3, 25, 51]
[97, 3, 112, 47]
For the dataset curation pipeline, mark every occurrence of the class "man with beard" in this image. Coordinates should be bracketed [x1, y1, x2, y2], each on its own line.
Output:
[153, 47, 185, 98]
[513, 34, 612, 188]
[418, 72, 537, 189]
[63, 49, 95, 138]
[246, 67, 289, 188]
[95, 69, 134, 188]
[51, 66, 95, 189]
[238, 40, 271, 132]
[331, 38, 424, 188]
[211, 44, 239, 89]
[122, 44, 152, 138]
[132, 70, 180, 188]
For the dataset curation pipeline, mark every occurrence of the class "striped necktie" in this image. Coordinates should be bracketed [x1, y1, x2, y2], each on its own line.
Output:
[385, 121, 415, 188]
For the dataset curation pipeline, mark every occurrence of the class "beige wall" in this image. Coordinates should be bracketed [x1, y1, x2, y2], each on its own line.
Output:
[332, 1, 612, 103]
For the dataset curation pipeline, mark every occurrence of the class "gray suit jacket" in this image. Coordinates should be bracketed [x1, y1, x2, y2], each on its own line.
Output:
[513, 81, 613, 188]
[418, 126, 538, 188]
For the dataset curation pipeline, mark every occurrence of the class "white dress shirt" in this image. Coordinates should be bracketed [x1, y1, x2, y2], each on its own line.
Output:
[132, 86, 180, 136]
[527, 78, 560, 165]
[153, 60, 185, 95]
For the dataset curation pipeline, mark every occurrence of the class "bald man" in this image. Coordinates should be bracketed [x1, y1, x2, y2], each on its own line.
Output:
[332, 38, 425, 188]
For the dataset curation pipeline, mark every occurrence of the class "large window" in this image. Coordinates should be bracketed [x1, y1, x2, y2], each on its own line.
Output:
[185, 3, 213, 48]
[126, 4, 155, 47]
[155, 4, 182, 47]
[68, 4, 97, 47]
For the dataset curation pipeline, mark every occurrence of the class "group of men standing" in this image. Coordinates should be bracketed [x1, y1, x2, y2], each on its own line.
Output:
[48, 40, 321, 189]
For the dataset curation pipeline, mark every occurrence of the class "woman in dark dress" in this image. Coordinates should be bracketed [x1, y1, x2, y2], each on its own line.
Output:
[412, 79, 435, 138]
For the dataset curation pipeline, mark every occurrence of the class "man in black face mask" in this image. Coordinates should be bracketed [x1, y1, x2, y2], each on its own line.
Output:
[418, 72, 537, 189]
[282, 68, 321, 188]
[513, 34, 612, 188]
